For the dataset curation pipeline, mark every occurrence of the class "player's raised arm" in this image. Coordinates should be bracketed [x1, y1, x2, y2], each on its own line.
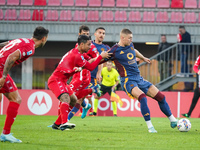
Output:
[135, 49, 151, 64]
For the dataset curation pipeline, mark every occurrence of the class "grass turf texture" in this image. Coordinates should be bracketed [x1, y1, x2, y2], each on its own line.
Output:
[0, 115, 200, 150]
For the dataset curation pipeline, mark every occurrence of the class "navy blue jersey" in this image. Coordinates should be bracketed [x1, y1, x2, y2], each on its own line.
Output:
[109, 43, 140, 79]
[91, 41, 110, 79]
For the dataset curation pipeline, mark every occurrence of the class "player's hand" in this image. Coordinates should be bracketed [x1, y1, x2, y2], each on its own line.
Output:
[143, 57, 151, 64]
[100, 50, 112, 59]
[96, 74, 102, 83]
[73, 67, 82, 72]
[0, 77, 6, 90]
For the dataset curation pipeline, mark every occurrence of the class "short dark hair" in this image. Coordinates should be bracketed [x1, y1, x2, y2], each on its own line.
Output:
[161, 34, 166, 37]
[78, 35, 90, 45]
[33, 26, 49, 40]
[179, 25, 185, 29]
[79, 25, 90, 34]
[95, 27, 105, 32]
[121, 28, 132, 35]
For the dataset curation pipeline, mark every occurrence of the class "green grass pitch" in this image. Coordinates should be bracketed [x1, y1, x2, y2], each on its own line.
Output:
[0, 115, 200, 150]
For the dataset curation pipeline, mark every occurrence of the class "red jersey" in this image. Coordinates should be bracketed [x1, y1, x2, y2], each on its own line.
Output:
[75, 43, 98, 60]
[52, 48, 87, 79]
[0, 38, 35, 70]
[193, 55, 200, 73]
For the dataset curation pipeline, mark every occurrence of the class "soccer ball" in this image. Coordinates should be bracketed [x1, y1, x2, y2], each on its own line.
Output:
[177, 118, 191, 132]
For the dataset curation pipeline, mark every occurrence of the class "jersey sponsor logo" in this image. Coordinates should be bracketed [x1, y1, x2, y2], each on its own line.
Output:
[81, 55, 84, 60]
[101, 48, 105, 51]
[127, 53, 134, 60]
[27, 91, 52, 115]
[27, 50, 32, 56]
[120, 51, 124, 54]
[92, 48, 97, 52]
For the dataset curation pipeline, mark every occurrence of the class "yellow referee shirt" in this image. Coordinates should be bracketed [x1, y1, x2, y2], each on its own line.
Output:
[101, 67, 120, 87]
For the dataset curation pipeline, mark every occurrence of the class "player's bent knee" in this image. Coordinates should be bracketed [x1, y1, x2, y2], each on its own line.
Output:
[69, 94, 77, 106]
[153, 91, 164, 102]
[138, 93, 146, 101]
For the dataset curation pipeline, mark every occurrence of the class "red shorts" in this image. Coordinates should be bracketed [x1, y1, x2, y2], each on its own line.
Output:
[70, 69, 91, 92]
[48, 75, 73, 98]
[0, 71, 18, 93]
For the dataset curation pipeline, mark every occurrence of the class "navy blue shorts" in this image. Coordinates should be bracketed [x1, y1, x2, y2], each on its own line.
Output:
[121, 76, 152, 97]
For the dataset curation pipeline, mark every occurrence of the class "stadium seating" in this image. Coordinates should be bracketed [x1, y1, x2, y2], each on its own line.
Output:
[143, 0, 156, 8]
[89, 0, 101, 7]
[116, 0, 128, 7]
[5, 9, 17, 20]
[170, 12, 183, 23]
[62, 0, 74, 6]
[185, 0, 197, 8]
[59, 10, 72, 21]
[20, 0, 33, 6]
[157, 0, 170, 8]
[87, 10, 99, 22]
[0, 0, 5, 5]
[184, 12, 196, 23]
[102, 0, 115, 7]
[75, 0, 87, 7]
[32, 10, 44, 21]
[0, 9, 3, 20]
[34, 0, 46, 6]
[143, 11, 155, 22]
[115, 11, 127, 22]
[171, 0, 184, 8]
[18, 9, 31, 21]
[128, 11, 141, 22]
[101, 11, 113, 22]
[48, 0, 60, 6]
[130, 0, 142, 7]
[156, 11, 169, 23]
[73, 10, 86, 22]
[45, 10, 58, 21]
[7, 0, 19, 5]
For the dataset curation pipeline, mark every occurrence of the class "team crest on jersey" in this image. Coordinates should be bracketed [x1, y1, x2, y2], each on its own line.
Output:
[81, 55, 84, 60]
[130, 84, 134, 87]
[101, 48, 105, 51]
[27, 50, 32, 56]
[120, 51, 124, 54]
[131, 47, 134, 50]
[127, 53, 134, 60]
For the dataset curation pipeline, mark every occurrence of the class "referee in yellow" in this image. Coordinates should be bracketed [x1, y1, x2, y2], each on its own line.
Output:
[93, 60, 120, 116]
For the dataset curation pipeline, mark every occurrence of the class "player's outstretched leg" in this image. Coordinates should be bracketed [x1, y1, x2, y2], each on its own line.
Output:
[139, 94, 157, 133]
[92, 84, 101, 97]
[68, 103, 81, 121]
[81, 103, 92, 119]
[153, 91, 177, 128]
[0, 133, 22, 143]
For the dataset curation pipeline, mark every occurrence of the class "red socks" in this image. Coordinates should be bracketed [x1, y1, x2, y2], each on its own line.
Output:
[60, 102, 69, 124]
[3, 102, 20, 134]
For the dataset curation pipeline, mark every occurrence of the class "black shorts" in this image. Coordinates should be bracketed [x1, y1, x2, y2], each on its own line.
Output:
[100, 84, 113, 96]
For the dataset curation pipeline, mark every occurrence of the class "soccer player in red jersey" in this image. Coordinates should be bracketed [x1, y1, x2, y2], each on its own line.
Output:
[67, 25, 101, 120]
[48, 35, 110, 131]
[0, 26, 49, 143]
[182, 55, 200, 118]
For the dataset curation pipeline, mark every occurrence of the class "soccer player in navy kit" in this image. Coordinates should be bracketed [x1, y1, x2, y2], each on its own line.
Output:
[91, 27, 110, 116]
[108, 29, 177, 133]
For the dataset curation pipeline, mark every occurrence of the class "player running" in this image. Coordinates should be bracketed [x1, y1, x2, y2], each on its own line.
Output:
[48, 35, 110, 131]
[91, 27, 110, 116]
[0, 26, 49, 143]
[107, 29, 177, 133]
